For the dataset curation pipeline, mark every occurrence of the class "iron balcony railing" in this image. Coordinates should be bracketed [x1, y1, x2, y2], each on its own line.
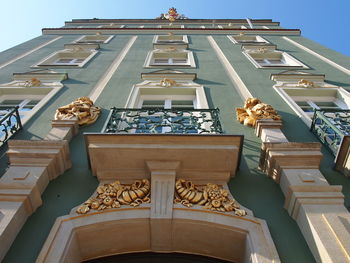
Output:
[0, 106, 22, 147]
[310, 109, 350, 155]
[102, 107, 223, 134]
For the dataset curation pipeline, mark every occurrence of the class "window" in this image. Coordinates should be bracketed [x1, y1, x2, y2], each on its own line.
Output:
[144, 49, 195, 68]
[243, 45, 307, 68]
[229, 35, 268, 44]
[0, 77, 64, 125]
[0, 97, 42, 119]
[75, 35, 113, 44]
[158, 24, 185, 28]
[154, 35, 188, 44]
[271, 73, 350, 126]
[34, 44, 99, 68]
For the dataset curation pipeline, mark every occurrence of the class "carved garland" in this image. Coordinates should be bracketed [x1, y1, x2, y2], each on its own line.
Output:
[174, 179, 247, 216]
[236, 98, 281, 127]
[54, 97, 101, 125]
[77, 179, 151, 214]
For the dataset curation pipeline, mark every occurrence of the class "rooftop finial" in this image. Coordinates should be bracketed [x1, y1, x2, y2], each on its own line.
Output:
[156, 7, 188, 20]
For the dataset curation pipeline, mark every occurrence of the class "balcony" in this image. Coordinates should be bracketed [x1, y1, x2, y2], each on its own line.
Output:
[310, 109, 350, 176]
[102, 107, 223, 134]
[85, 107, 243, 182]
[0, 106, 22, 148]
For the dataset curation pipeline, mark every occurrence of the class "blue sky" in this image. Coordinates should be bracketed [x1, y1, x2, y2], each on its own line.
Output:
[0, 0, 349, 57]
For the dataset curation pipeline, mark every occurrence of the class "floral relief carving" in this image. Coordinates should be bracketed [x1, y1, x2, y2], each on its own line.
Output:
[76, 179, 151, 214]
[236, 98, 282, 127]
[174, 179, 247, 216]
[55, 97, 101, 125]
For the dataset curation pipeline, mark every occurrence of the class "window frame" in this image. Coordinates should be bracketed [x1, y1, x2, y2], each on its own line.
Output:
[229, 35, 269, 45]
[242, 46, 308, 69]
[0, 81, 63, 125]
[75, 35, 114, 44]
[144, 49, 196, 68]
[33, 46, 98, 68]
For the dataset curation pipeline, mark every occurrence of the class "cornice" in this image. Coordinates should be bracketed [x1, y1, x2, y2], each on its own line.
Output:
[42, 28, 300, 36]
[65, 18, 280, 26]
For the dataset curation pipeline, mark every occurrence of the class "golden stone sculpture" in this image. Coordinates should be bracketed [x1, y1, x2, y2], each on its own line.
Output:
[174, 179, 247, 216]
[76, 179, 151, 214]
[54, 97, 101, 125]
[22, 78, 41, 87]
[160, 78, 177, 87]
[297, 79, 318, 88]
[236, 98, 281, 127]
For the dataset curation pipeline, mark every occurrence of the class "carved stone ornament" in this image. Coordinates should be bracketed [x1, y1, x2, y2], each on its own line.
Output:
[54, 97, 101, 126]
[76, 179, 151, 214]
[236, 98, 282, 127]
[155, 7, 188, 20]
[159, 78, 177, 87]
[174, 179, 247, 216]
[297, 79, 318, 88]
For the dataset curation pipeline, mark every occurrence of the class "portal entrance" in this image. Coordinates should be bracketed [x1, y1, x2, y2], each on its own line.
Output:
[83, 252, 234, 263]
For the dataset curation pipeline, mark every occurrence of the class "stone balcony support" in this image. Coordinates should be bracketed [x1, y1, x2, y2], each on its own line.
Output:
[256, 119, 350, 263]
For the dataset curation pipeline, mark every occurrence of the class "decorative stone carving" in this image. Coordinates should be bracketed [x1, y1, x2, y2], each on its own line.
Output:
[297, 79, 318, 88]
[54, 97, 101, 125]
[76, 179, 151, 214]
[155, 7, 188, 21]
[236, 98, 282, 127]
[174, 179, 246, 216]
[160, 78, 177, 87]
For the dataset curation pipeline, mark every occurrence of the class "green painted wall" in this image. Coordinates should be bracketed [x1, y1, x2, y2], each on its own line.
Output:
[1, 24, 350, 263]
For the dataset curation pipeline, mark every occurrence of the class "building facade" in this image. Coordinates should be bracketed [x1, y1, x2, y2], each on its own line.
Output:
[1, 8, 350, 263]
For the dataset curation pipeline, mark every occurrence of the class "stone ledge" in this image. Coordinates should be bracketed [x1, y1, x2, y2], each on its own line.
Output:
[255, 119, 283, 138]
[259, 142, 322, 182]
[7, 140, 71, 179]
[45, 119, 79, 141]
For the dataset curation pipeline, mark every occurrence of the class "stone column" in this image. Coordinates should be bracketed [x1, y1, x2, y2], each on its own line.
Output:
[146, 161, 179, 251]
[256, 119, 350, 263]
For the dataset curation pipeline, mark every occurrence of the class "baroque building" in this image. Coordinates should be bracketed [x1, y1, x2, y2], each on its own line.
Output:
[1, 8, 350, 263]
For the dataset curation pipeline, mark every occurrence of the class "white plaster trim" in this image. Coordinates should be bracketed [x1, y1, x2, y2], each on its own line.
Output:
[207, 36, 252, 100]
[88, 36, 138, 102]
[283, 37, 350, 75]
[0, 36, 62, 70]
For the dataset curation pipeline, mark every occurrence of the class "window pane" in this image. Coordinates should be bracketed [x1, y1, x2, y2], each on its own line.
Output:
[172, 100, 194, 108]
[296, 101, 314, 112]
[172, 58, 187, 64]
[55, 58, 74, 63]
[153, 58, 169, 64]
[142, 100, 165, 108]
[0, 100, 23, 106]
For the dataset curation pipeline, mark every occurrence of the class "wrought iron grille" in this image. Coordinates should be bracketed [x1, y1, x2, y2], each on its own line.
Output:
[310, 109, 350, 155]
[102, 108, 223, 134]
[0, 106, 22, 147]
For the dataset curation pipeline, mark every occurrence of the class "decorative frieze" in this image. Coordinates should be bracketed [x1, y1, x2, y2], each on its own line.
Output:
[174, 179, 247, 216]
[76, 179, 151, 214]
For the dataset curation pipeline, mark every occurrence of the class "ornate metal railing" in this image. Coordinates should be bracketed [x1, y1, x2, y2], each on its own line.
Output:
[310, 109, 350, 155]
[102, 108, 223, 134]
[0, 106, 22, 147]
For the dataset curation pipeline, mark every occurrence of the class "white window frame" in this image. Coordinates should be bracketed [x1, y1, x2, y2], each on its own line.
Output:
[75, 35, 114, 44]
[33, 48, 98, 68]
[124, 80, 210, 134]
[274, 86, 350, 127]
[144, 49, 195, 68]
[228, 35, 269, 45]
[243, 48, 308, 69]
[0, 82, 63, 125]
[153, 35, 189, 44]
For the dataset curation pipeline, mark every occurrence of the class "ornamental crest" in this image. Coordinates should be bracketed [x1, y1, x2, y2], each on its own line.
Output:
[156, 7, 188, 21]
